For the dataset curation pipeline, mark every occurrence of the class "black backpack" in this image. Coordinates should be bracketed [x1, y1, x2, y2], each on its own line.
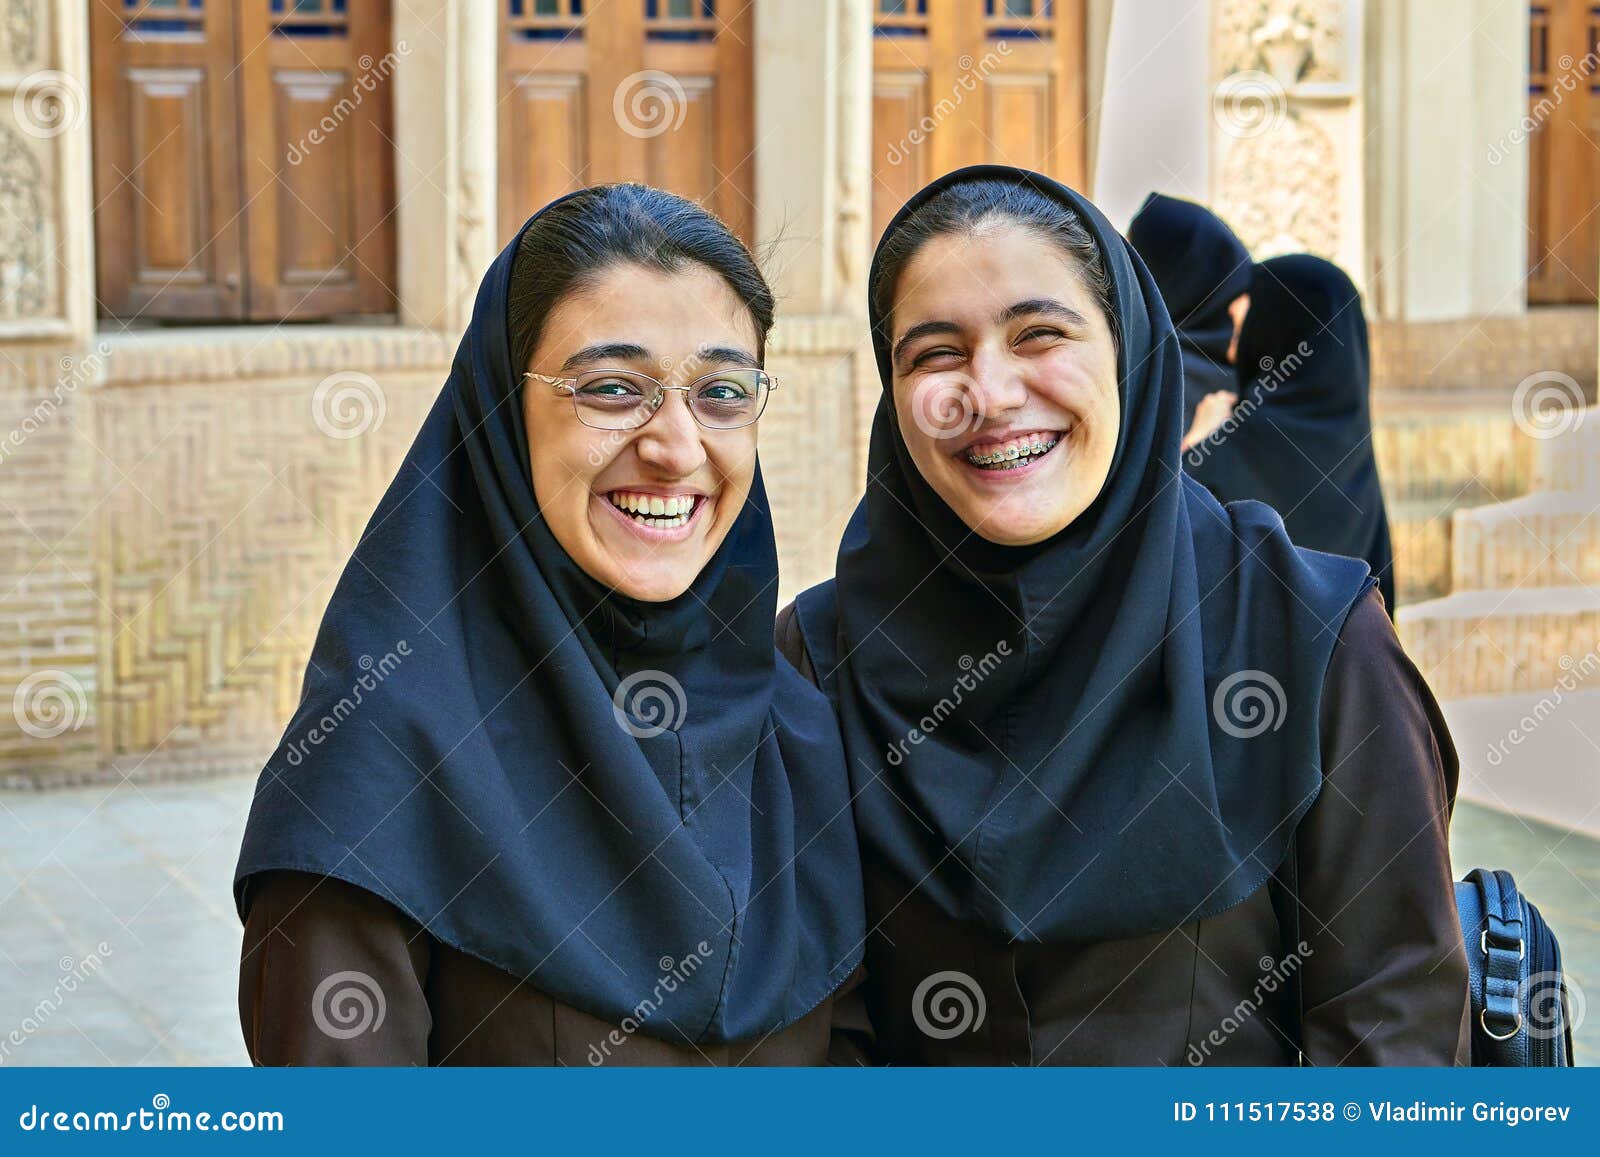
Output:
[1272, 844, 1575, 1065]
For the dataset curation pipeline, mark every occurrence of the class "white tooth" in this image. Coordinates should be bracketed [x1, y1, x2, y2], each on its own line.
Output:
[667, 496, 682, 517]
[1005, 445, 1019, 459]
[623, 494, 638, 513]
[646, 496, 663, 516]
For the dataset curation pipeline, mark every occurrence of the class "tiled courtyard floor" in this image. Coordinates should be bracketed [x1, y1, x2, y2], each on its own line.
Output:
[0, 777, 1596, 1066]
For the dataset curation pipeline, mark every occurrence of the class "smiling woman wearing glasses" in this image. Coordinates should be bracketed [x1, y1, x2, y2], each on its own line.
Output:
[233, 184, 865, 1066]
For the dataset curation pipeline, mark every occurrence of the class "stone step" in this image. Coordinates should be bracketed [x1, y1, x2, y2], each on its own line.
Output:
[1372, 404, 1534, 505]
[1398, 585, 1600, 699]
[1451, 490, 1600, 591]
[1531, 408, 1600, 492]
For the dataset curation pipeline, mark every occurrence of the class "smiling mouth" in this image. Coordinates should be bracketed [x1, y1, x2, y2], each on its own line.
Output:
[605, 490, 705, 531]
[961, 430, 1066, 472]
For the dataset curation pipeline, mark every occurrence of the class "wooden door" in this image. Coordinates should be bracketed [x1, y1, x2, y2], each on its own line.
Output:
[236, 0, 397, 319]
[90, 0, 248, 320]
[498, 0, 755, 245]
[1528, 2, 1600, 304]
[90, 1, 397, 322]
[871, 0, 1088, 243]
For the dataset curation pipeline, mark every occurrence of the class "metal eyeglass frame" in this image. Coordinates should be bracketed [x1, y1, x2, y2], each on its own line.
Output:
[524, 367, 778, 431]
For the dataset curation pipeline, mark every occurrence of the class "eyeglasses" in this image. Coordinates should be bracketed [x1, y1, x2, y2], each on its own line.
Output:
[525, 367, 777, 431]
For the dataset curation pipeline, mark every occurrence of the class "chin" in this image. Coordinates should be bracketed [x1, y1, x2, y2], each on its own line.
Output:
[966, 508, 1071, 547]
[606, 563, 700, 604]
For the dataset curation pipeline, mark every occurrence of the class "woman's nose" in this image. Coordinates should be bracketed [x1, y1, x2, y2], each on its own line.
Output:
[965, 346, 1030, 417]
[632, 391, 708, 476]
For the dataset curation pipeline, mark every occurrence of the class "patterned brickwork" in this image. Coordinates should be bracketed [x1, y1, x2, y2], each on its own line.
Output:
[0, 325, 868, 786]
[0, 345, 99, 782]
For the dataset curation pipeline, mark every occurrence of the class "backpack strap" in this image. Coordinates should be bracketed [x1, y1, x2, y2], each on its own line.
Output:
[1474, 868, 1526, 1043]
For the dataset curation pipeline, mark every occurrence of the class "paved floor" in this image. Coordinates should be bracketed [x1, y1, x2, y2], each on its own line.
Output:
[0, 776, 1595, 1066]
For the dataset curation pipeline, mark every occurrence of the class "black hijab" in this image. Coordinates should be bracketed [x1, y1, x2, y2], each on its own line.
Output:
[1188, 254, 1395, 616]
[1128, 192, 1253, 427]
[795, 166, 1373, 944]
[235, 191, 863, 1045]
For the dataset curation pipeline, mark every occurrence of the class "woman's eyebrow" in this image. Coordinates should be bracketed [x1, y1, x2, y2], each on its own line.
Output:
[999, 298, 1089, 328]
[891, 320, 962, 367]
[559, 341, 652, 371]
[692, 345, 760, 369]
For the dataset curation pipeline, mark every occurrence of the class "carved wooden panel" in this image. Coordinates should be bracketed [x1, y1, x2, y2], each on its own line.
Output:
[497, 1, 754, 245]
[870, 0, 1087, 242]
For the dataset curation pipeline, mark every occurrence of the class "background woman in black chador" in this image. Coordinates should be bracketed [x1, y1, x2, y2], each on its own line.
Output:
[779, 167, 1468, 1065]
[1128, 191, 1253, 440]
[235, 185, 865, 1065]
[1186, 254, 1398, 617]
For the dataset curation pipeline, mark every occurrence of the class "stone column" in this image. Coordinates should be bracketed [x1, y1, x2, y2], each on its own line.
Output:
[393, 0, 499, 333]
[752, 0, 874, 600]
[1091, 0, 1214, 227]
[1364, 0, 1528, 321]
[0, 0, 100, 783]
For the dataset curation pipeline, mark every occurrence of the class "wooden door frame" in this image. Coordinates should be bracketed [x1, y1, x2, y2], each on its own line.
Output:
[88, 0, 249, 321]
